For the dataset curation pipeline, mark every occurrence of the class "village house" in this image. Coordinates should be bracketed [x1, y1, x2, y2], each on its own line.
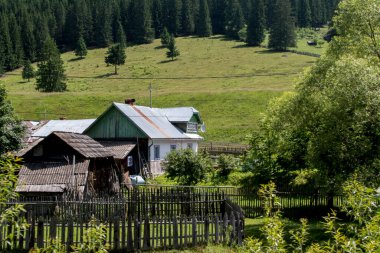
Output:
[18, 100, 204, 196]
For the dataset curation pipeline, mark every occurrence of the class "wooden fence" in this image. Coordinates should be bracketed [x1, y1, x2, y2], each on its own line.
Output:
[199, 142, 248, 155]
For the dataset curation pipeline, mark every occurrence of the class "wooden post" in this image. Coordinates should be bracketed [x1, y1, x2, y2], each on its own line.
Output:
[192, 216, 197, 247]
[204, 216, 209, 243]
[143, 216, 150, 250]
[215, 214, 219, 244]
[173, 217, 178, 249]
[67, 219, 74, 253]
[37, 217, 44, 249]
[127, 216, 133, 251]
[134, 218, 140, 250]
[114, 218, 120, 250]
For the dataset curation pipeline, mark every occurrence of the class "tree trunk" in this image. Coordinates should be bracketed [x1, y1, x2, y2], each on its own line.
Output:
[115, 65, 118, 75]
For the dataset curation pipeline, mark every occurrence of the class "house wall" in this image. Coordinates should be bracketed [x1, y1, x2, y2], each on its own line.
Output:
[148, 139, 199, 175]
[85, 106, 147, 139]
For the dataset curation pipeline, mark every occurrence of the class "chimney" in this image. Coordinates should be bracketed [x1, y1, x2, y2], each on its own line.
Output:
[125, 98, 136, 106]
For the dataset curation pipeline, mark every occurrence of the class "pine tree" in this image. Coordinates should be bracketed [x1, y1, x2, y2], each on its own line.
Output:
[36, 37, 67, 92]
[115, 21, 127, 46]
[161, 27, 171, 47]
[246, 0, 266, 46]
[225, 0, 245, 40]
[0, 85, 25, 154]
[298, 0, 311, 27]
[165, 0, 181, 35]
[152, 0, 164, 38]
[129, 0, 154, 44]
[75, 36, 87, 59]
[197, 0, 212, 37]
[20, 12, 36, 61]
[268, 0, 296, 51]
[8, 14, 24, 69]
[22, 60, 35, 82]
[94, 1, 112, 47]
[266, 0, 276, 28]
[166, 34, 180, 60]
[0, 14, 13, 71]
[210, 0, 227, 34]
[181, 0, 195, 35]
[105, 43, 126, 75]
[34, 16, 50, 61]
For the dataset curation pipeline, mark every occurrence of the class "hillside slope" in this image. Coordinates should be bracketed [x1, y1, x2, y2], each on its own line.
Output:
[1, 36, 317, 143]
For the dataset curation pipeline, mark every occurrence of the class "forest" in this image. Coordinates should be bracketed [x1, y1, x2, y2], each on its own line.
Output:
[0, 0, 339, 73]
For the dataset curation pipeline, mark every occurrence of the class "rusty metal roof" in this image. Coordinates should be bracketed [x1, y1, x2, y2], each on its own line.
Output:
[15, 160, 90, 193]
[113, 103, 191, 139]
[98, 141, 136, 160]
[53, 132, 114, 158]
[32, 119, 96, 137]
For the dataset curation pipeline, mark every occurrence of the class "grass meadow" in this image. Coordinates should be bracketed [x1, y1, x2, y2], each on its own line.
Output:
[1, 36, 320, 143]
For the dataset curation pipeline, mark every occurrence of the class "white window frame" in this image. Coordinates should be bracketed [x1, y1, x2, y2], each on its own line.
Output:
[154, 145, 160, 160]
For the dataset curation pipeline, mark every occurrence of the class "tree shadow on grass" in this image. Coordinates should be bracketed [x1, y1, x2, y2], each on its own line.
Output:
[95, 73, 115, 78]
[154, 45, 166, 50]
[255, 49, 281, 54]
[159, 59, 176, 64]
[68, 57, 84, 62]
[232, 44, 249, 49]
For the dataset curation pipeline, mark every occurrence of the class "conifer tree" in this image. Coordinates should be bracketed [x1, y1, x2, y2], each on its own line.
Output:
[268, 0, 296, 51]
[105, 43, 126, 75]
[165, 0, 181, 35]
[181, 0, 195, 35]
[36, 37, 67, 92]
[129, 0, 154, 44]
[0, 85, 25, 154]
[22, 60, 35, 82]
[34, 16, 50, 61]
[266, 0, 276, 28]
[20, 13, 36, 61]
[246, 0, 266, 46]
[115, 21, 126, 46]
[210, 0, 227, 34]
[75, 35, 87, 59]
[0, 15, 13, 71]
[161, 27, 171, 47]
[166, 34, 180, 60]
[152, 0, 164, 38]
[8, 14, 24, 69]
[225, 0, 245, 40]
[298, 0, 311, 27]
[197, 0, 212, 37]
[94, 2, 112, 47]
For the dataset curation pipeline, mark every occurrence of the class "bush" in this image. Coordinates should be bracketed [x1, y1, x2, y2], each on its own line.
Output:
[163, 149, 212, 185]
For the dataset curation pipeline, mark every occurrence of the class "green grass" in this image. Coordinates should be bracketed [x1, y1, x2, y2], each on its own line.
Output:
[0, 35, 318, 143]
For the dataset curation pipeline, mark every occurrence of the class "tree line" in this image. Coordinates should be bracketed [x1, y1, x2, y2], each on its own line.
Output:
[0, 0, 339, 73]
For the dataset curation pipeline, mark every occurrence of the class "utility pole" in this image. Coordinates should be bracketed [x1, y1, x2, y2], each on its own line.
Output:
[149, 83, 152, 108]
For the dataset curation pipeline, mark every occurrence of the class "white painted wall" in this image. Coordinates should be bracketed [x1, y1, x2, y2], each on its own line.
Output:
[148, 139, 199, 161]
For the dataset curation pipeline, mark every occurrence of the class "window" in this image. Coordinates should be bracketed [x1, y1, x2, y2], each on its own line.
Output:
[187, 143, 193, 149]
[127, 156, 133, 167]
[154, 145, 160, 160]
[186, 122, 198, 133]
[170, 144, 177, 151]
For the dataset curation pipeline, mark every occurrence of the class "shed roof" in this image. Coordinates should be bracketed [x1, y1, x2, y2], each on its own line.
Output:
[113, 103, 191, 139]
[158, 107, 202, 123]
[32, 119, 96, 137]
[98, 141, 136, 160]
[15, 160, 90, 193]
[53, 132, 114, 158]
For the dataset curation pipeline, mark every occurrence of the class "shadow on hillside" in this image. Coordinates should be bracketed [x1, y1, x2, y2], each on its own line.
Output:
[68, 57, 84, 62]
[232, 44, 249, 49]
[154, 45, 166, 50]
[255, 49, 281, 54]
[95, 73, 114, 78]
[159, 59, 176, 64]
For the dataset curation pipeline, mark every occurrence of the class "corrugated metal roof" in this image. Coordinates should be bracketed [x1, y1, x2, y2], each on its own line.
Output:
[53, 132, 114, 158]
[32, 119, 96, 137]
[98, 141, 136, 160]
[158, 107, 201, 123]
[114, 103, 191, 139]
[15, 160, 90, 193]
[184, 133, 204, 140]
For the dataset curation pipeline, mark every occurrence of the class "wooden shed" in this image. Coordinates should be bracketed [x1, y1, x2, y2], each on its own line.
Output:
[16, 132, 120, 198]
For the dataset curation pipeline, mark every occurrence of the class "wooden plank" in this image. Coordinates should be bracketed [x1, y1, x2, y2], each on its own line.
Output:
[127, 216, 133, 251]
[50, 216, 57, 240]
[67, 220, 74, 253]
[37, 217, 44, 248]
[192, 216, 197, 247]
[134, 218, 140, 250]
[143, 216, 150, 250]
[114, 218, 120, 250]
[173, 217, 178, 249]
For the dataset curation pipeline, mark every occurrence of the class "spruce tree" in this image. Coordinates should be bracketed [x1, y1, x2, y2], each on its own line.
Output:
[225, 0, 245, 40]
[197, 0, 212, 37]
[181, 0, 195, 35]
[298, 0, 311, 27]
[152, 0, 164, 38]
[105, 43, 126, 75]
[166, 34, 180, 60]
[246, 0, 266, 46]
[22, 60, 35, 82]
[115, 21, 126, 46]
[161, 27, 171, 47]
[268, 0, 296, 51]
[165, 0, 181, 35]
[0, 85, 25, 154]
[36, 37, 67, 92]
[129, 0, 154, 44]
[20, 12, 36, 61]
[8, 14, 24, 69]
[75, 35, 87, 59]
[210, 0, 227, 34]
[0, 14, 13, 71]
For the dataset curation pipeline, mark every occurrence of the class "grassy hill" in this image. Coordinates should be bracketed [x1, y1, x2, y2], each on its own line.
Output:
[0, 36, 320, 143]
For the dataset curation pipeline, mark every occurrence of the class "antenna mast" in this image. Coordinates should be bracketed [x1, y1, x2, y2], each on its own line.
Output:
[149, 83, 152, 108]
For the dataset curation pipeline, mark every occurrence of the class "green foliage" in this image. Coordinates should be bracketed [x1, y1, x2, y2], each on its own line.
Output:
[238, 26, 247, 42]
[197, 0, 212, 37]
[225, 0, 245, 40]
[128, 0, 154, 44]
[268, 0, 297, 51]
[36, 239, 65, 253]
[217, 154, 237, 179]
[181, 0, 195, 35]
[36, 37, 67, 92]
[0, 87, 25, 154]
[160, 27, 170, 47]
[72, 217, 109, 253]
[105, 43, 126, 74]
[298, 0, 312, 27]
[246, 0, 266, 46]
[75, 36, 88, 59]
[163, 148, 212, 185]
[166, 35, 180, 60]
[22, 60, 35, 82]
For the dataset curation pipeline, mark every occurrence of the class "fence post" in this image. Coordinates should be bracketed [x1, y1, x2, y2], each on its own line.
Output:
[192, 216, 197, 247]
[37, 217, 44, 249]
[114, 217, 120, 250]
[134, 217, 140, 250]
[67, 219, 73, 253]
[223, 212, 228, 243]
[143, 215, 150, 250]
[127, 215, 133, 251]
[229, 212, 236, 246]
[204, 215, 209, 243]
[215, 214, 219, 244]
[173, 216, 179, 249]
